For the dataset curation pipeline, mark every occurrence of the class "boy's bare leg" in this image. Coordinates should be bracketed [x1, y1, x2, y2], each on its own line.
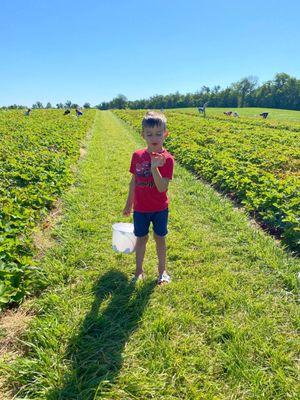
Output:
[153, 232, 167, 275]
[135, 235, 148, 277]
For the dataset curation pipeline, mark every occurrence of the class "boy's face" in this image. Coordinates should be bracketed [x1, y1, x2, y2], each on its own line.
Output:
[142, 124, 168, 152]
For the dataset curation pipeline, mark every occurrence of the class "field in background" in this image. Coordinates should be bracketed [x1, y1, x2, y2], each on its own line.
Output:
[172, 107, 300, 123]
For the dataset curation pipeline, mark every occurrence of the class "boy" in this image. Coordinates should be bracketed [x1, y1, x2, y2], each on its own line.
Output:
[123, 111, 174, 284]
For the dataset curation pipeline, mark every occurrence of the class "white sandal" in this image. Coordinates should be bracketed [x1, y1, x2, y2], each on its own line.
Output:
[130, 273, 145, 284]
[158, 272, 171, 284]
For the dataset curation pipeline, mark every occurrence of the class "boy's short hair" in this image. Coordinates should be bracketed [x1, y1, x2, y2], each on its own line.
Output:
[142, 111, 167, 131]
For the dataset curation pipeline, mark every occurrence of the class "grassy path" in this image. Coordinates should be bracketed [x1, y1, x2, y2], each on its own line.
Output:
[1, 110, 299, 399]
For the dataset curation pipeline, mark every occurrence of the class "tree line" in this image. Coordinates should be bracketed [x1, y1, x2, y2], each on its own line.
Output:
[2, 73, 300, 111]
[1, 101, 91, 110]
[95, 73, 300, 110]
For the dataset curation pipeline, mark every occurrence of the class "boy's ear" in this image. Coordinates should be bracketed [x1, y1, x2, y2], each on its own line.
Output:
[164, 130, 169, 137]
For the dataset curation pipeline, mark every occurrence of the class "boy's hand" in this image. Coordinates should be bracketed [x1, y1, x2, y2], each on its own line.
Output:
[150, 152, 166, 168]
[123, 205, 132, 217]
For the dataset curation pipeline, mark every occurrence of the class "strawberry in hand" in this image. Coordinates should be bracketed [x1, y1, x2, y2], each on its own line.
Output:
[150, 152, 166, 168]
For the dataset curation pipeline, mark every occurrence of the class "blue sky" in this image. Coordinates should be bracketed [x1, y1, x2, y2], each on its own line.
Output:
[1, 0, 300, 107]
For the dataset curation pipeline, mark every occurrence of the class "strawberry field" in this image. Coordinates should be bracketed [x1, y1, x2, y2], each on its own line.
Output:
[113, 109, 300, 252]
[0, 109, 95, 308]
[1, 110, 299, 400]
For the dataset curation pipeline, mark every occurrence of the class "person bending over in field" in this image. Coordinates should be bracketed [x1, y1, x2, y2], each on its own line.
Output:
[24, 108, 31, 116]
[260, 112, 268, 119]
[123, 111, 175, 285]
[224, 111, 232, 116]
[76, 108, 83, 116]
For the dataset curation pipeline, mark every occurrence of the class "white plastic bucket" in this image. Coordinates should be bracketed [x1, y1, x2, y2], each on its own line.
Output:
[112, 222, 137, 254]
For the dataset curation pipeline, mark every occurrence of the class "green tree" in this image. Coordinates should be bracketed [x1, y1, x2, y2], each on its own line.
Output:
[32, 101, 43, 109]
[111, 94, 127, 109]
[65, 100, 72, 108]
[232, 76, 258, 107]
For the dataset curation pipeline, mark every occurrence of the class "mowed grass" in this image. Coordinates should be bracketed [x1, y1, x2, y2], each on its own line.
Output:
[173, 107, 300, 123]
[1, 110, 299, 399]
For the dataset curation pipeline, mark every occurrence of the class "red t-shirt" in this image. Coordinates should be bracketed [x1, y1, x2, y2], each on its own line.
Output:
[130, 148, 174, 212]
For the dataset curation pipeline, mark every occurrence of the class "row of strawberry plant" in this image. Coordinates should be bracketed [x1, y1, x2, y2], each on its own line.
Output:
[113, 109, 299, 252]
[0, 109, 95, 308]
[173, 108, 300, 133]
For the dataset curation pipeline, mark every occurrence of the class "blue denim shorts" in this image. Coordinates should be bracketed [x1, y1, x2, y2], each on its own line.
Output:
[133, 209, 169, 237]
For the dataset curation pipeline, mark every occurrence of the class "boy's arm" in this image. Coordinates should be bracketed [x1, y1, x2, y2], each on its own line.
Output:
[127, 175, 135, 204]
[151, 166, 170, 193]
[123, 175, 135, 216]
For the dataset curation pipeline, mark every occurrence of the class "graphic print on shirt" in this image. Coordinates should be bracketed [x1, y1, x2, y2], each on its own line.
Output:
[135, 161, 152, 177]
[130, 149, 174, 212]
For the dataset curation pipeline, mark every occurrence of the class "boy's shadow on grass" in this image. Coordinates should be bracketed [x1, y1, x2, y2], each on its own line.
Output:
[47, 269, 156, 399]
